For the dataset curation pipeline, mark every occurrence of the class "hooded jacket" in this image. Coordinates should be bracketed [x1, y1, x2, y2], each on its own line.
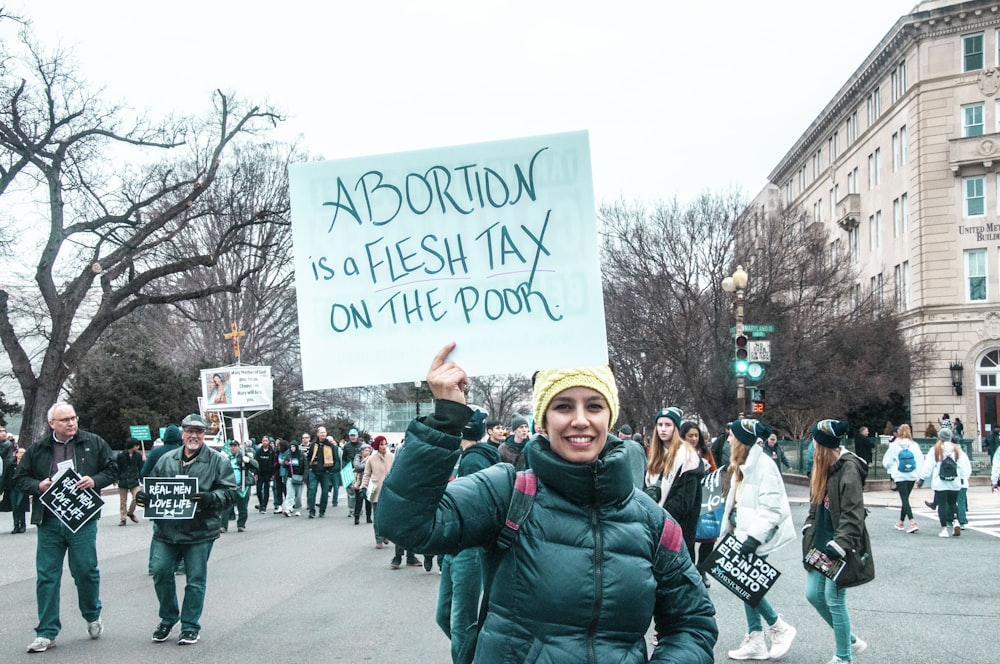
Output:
[378, 400, 717, 664]
[720, 442, 796, 556]
[801, 449, 870, 577]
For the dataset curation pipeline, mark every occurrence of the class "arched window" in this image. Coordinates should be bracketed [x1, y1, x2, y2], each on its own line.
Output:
[978, 349, 1000, 388]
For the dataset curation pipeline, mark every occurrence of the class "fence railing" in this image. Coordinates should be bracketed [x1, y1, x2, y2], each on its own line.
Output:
[783, 438, 991, 480]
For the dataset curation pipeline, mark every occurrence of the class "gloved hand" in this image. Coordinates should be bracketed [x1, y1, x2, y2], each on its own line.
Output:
[642, 484, 662, 503]
[135, 490, 149, 508]
[741, 536, 762, 557]
[192, 492, 216, 511]
[242, 455, 250, 463]
[358, 487, 367, 501]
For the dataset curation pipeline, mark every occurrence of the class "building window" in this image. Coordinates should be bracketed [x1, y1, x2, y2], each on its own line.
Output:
[902, 261, 910, 310]
[832, 131, 839, 160]
[964, 32, 985, 71]
[785, 180, 793, 204]
[894, 264, 903, 311]
[849, 166, 859, 194]
[892, 132, 900, 170]
[966, 248, 987, 301]
[830, 240, 841, 265]
[868, 154, 875, 189]
[848, 227, 859, 262]
[893, 198, 901, 238]
[901, 192, 909, 233]
[965, 176, 986, 216]
[851, 283, 861, 311]
[963, 103, 985, 137]
[900, 125, 907, 165]
[847, 111, 858, 144]
[979, 350, 1000, 388]
[869, 214, 876, 250]
[874, 148, 881, 185]
[875, 210, 882, 248]
[899, 60, 907, 94]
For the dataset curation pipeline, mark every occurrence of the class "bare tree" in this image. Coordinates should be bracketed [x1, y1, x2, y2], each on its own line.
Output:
[0, 30, 283, 443]
[469, 373, 532, 424]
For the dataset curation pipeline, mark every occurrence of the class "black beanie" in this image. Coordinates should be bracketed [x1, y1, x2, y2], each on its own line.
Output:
[812, 419, 850, 449]
[729, 418, 770, 446]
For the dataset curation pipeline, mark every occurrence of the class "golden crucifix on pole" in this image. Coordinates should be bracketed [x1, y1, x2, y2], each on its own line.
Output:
[223, 323, 246, 361]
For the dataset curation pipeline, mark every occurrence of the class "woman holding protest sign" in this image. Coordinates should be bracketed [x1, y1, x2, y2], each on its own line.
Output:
[719, 418, 797, 661]
[801, 419, 872, 664]
[682, 422, 722, 587]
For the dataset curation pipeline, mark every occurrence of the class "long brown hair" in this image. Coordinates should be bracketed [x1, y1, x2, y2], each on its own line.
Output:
[647, 421, 693, 478]
[810, 444, 841, 505]
[728, 435, 752, 483]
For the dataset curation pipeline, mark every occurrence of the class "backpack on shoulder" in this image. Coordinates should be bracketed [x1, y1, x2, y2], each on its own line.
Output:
[896, 447, 916, 473]
[939, 454, 958, 481]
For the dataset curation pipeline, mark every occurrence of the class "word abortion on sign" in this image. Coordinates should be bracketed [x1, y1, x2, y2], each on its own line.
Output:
[38, 467, 104, 533]
[699, 533, 782, 607]
[289, 131, 608, 390]
[142, 477, 199, 520]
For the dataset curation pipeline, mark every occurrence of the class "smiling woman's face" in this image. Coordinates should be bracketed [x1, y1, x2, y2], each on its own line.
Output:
[544, 387, 610, 464]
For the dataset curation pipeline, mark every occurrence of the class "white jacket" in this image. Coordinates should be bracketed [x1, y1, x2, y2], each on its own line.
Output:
[992, 450, 1000, 486]
[720, 443, 796, 556]
[881, 438, 923, 482]
[917, 442, 971, 491]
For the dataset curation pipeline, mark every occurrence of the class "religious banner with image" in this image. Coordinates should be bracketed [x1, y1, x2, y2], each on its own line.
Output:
[38, 467, 105, 533]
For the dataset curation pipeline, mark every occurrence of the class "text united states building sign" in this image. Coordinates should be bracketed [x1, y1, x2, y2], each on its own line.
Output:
[288, 131, 607, 390]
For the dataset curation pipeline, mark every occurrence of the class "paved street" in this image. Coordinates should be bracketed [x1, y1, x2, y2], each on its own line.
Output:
[1, 484, 997, 663]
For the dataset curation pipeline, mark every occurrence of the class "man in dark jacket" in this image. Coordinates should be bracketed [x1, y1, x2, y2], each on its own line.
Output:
[116, 437, 144, 526]
[341, 428, 363, 517]
[13, 402, 117, 654]
[142, 424, 183, 575]
[253, 437, 275, 513]
[853, 426, 874, 466]
[985, 425, 1000, 460]
[498, 414, 530, 470]
[137, 413, 236, 646]
[306, 426, 339, 518]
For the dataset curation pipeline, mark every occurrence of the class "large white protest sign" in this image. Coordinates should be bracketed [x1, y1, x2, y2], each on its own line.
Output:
[200, 366, 273, 411]
[289, 131, 607, 390]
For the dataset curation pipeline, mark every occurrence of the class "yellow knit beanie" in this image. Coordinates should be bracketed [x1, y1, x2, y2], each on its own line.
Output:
[532, 366, 619, 430]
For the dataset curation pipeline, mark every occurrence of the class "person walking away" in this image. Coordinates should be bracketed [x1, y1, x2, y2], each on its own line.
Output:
[721, 419, 798, 661]
[881, 423, 922, 533]
[802, 419, 872, 663]
[378, 343, 717, 663]
[136, 414, 236, 646]
[13, 402, 117, 653]
[5, 447, 29, 533]
[916, 428, 970, 538]
[116, 438, 144, 526]
[253, 437, 275, 513]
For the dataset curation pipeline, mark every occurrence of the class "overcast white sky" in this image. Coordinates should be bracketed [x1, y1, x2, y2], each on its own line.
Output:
[6, 0, 919, 205]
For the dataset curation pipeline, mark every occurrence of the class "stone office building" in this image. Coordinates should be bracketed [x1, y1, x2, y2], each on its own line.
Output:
[751, 0, 1000, 441]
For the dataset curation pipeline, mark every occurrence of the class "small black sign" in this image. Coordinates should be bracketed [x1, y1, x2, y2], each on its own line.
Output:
[699, 532, 782, 607]
[38, 467, 105, 533]
[143, 476, 199, 519]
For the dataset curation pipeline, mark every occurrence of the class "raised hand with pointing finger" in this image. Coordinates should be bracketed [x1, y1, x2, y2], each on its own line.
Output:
[426, 342, 468, 405]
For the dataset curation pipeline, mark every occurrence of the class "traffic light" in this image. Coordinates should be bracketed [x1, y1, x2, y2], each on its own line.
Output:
[752, 388, 766, 413]
[734, 333, 749, 375]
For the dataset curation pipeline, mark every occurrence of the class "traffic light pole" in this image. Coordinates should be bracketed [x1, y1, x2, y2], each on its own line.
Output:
[735, 287, 746, 418]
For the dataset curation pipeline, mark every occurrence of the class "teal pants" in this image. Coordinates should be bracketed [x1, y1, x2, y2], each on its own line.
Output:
[150, 539, 215, 632]
[35, 518, 101, 639]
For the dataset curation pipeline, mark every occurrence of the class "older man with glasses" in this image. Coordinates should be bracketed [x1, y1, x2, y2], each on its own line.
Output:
[136, 413, 236, 646]
[13, 402, 117, 654]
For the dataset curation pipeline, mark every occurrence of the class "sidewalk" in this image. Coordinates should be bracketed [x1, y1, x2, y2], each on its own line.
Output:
[784, 479, 1000, 510]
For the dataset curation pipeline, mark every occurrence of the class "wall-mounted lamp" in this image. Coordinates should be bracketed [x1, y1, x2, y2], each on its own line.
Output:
[949, 362, 964, 396]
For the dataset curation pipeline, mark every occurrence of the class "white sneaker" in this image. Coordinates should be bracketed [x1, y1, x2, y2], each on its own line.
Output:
[766, 616, 796, 659]
[938, 527, 950, 538]
[851, 636, 868, 656]
[825, 657, 849, 664]
[87, 617, 103, 639]
[26, 637, 54, 653]
[293, 511, 301, 517]
[273, 507, 282, 514]
[728, 631, 769, 660]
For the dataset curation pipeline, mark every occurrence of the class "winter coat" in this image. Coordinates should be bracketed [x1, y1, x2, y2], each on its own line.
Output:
[14, 430, 117, 526]
[917, 442, 970, 491]
[225, 447, 259, 498]
[497, 435, 528, 470]
[455, 441, 500, 478]
[801, 449, 873, 586]
[881, 438, 923, 482]
[377, 400, 717, 664]
[720, 443, 796, 556]
[361, 449, 394, 502]
[116, 450, 144, 489]
[151, 444, 236, 544]
[645, 445, 704, 559]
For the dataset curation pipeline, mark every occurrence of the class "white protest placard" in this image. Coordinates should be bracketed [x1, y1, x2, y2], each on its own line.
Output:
[288, 131, 607, 390]
[201, 366, 273, 411]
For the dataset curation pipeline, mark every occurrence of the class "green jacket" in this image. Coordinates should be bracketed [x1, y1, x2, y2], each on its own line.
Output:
[802, 450, 870, 576]
[151, 444, 236, 544]
[14, 430, 117, 525]
[378, 400, 717, 664]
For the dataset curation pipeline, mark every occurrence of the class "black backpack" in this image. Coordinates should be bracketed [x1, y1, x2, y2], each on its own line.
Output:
[939, 454, 958, 481]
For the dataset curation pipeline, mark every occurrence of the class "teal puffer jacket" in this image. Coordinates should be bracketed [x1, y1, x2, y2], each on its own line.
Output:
[378, 401, 717, 664]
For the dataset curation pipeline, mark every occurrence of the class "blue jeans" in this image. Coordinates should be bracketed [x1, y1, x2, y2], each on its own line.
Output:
[150, 539, 215, 632]
[35, 518, 101, 639]
[806, 569, 855, 660]
[330, 470, 341, 506]
[436, 549, 485, 663]
[957, 486, 968, 526]
[307, 469, 331, 515]
[743, 554, 778, 632]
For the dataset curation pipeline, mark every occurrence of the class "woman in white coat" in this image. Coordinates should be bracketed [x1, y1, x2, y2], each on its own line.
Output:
[720, 419, 797, 661]
[880, 423, 923, 533]
[917, 427, 971, 538]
